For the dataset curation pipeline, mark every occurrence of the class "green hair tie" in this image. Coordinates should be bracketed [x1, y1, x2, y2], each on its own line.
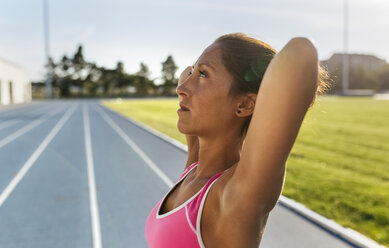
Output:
[243, 57, 271, 83]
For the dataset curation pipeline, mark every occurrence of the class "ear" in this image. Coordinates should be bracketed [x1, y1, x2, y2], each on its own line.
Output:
[235, 93, 257, 117]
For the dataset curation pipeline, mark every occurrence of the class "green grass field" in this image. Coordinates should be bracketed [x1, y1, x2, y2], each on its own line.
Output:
[102, 96, 389, 246]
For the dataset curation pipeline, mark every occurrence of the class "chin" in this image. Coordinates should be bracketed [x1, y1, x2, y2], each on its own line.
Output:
[177, 123, 188, 134]
[177, 121, 194, 135]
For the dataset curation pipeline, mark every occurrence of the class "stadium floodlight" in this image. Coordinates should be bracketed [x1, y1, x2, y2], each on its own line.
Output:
[342, 0, 349, 95]
[43, 0, 52, 98]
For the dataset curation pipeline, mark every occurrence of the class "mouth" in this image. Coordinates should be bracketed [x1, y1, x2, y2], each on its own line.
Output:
[178, 103, 190, 112]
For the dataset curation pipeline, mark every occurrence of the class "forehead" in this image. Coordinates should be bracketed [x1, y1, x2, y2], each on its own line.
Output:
[195, 43, 224, 68]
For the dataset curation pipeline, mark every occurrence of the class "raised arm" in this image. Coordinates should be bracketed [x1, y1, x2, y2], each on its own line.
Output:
[223, 37, 319, 214]
[178, 66, 200, 170]
[184, 135, 199, 170]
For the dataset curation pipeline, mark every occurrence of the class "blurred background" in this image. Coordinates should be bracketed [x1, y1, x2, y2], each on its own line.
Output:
[1, 0, 389, 100]
[0, 1, 388, 248]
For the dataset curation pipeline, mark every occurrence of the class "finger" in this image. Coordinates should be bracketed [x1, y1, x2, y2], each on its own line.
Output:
[178, 66, 192, 85]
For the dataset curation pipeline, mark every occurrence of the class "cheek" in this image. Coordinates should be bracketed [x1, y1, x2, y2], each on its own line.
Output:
[196, 90, 233, 117]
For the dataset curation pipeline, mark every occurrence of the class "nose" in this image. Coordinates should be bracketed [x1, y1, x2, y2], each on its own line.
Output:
[176, 83, 188, 97]
[176, 66, 192, 96]
[176, 79, 191, 97]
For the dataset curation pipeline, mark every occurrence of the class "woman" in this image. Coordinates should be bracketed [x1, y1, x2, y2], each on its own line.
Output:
[145, 33, 330, 247]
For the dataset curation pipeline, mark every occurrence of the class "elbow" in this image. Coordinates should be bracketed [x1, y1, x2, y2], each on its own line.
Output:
[285, 37, 319, 92]
[286, 37, 318, 64]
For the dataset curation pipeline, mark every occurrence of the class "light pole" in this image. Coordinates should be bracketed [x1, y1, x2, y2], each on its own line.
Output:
[342, 0, 349, 95]
[43, 0, 52, 98]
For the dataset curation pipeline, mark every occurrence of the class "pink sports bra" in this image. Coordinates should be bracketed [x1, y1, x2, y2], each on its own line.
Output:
[145, 161, 225, 248]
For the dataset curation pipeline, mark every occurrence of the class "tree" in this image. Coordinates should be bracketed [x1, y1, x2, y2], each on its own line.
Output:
[134, 62, 155, 96]
[83, 63, 101, 95]
[99, 67, 116, 95]
[45, 57, 59, 95]
[115, 61, 126, 89]
[52, 55, 73, 97]
[161, 55, 178, 96]
[42, 44, 169, 97]
[137, 62, 151, 78]
[49, 46, 91, 97]
[72, 45, 86, 78]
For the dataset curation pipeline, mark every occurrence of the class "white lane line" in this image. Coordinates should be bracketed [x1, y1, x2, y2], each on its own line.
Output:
[0, 103, 37, 115]
[100, 104, 386, 248]
[0, 103, 49, 121]
[22, 103, 58, 115]
[0, 120, 19, 131]
[83, 103, 103, 248]
[0, 104, 58, 131]
[0, 104, 77, 208]
[0, 104, 66, 149]
[95, 105, 174, 188]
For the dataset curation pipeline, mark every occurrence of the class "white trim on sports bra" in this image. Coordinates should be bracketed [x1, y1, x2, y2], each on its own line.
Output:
[156, 163, 204, 219]
[196, 178, 221, 248]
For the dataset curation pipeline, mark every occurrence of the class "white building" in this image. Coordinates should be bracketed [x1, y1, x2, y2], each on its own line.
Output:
[0, 58, 31, 105]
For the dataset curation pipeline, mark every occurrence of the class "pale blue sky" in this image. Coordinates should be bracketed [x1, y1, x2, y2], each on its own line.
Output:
[1, 0, 388, 81]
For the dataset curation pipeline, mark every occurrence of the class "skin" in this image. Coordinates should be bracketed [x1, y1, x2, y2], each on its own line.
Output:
[161, 37, 318, 247]
[176, 42, 256, 179]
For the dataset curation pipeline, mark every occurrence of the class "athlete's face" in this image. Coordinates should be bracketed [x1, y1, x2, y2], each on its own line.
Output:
[176, 43, 238, 137]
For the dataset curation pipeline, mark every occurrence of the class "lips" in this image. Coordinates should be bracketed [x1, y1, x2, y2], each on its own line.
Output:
[179, 103, 190, 111]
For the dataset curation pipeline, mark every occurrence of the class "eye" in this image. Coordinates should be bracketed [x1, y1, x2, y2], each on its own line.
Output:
[199, 70, 207, 78]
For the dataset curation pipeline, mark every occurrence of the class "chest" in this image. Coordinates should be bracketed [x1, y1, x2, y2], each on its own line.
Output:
[158, 173, 232, 246]
[157, 167, 262, 247]
[159, 177, 209, 215]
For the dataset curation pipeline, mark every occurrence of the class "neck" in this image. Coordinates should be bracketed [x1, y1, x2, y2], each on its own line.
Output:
[194, 133, 243, 180]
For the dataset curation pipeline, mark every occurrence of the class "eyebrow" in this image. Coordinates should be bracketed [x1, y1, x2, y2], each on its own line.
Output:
[194, 62, 217, 72]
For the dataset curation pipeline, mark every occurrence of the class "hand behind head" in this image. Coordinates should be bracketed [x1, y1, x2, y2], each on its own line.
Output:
[178, 66, 192, 86]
